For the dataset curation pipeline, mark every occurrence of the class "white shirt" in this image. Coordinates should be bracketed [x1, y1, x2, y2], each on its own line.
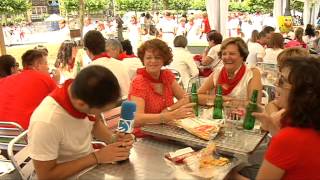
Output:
[263, 48, 283, 64]
[169, 47, 199, 88]
[83, 24, 96, 37]
[89, 57, 130, 97]
[121, 57, 143, 80]
[28, 96, 94, 164]
[207, 44, 223, 70]
[247, 41, 266, 66]
[213, 65, 254, 99]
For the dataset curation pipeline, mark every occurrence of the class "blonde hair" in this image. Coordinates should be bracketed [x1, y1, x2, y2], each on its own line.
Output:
[277, 47, 310, 67]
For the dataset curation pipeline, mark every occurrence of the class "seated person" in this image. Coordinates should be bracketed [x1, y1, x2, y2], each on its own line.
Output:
[0, 55, 19, 78]
[201, 31, 223, 68]
[105, 38, 123, 60]
[197, 37, 262, 104]
[265, 47, 309, 116]
[263, 33, 284, 64]
[29, 65, 134, 180]
[55, 40, 78, 83]
[0, 50, 57, 129]
[120, 40, 143, 79]
[129, 39, 195, 137]
[232, 57, 320, 179]
[169, 35, 199, 89]
[85, 30, 130, 97]
[285, 27, 307, 49]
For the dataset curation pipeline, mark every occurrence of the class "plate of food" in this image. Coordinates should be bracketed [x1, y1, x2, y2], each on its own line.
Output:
[165, 143, 240, 179]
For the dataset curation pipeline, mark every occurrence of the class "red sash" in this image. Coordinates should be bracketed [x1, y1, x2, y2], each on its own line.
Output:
[217, 64, 246, 95]
[118, 53, 137, 60]
[92, 52, 111, 61]
[50, 79, 96, 121]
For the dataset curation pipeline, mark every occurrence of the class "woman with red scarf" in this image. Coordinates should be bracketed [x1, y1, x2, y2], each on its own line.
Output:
[128, 39, 195, 137]
[197, 37, 262, 104]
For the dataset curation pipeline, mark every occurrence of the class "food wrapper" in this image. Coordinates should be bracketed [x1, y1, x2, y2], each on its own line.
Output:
[173, 118, 221, 140]
[165, 143, 240, 179]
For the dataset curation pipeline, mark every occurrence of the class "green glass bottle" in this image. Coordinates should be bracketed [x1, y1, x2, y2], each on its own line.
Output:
[191, 83, 199, 117]
[76, 61, 81, 74]
[213, 85, 223, 119]
[243, 90, 259, 130]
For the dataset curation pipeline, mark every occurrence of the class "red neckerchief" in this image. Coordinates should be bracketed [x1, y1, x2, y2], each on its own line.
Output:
[118, 53, 137, 60]
[217, 64, 246, 95]
[50, 79, 96, 121]
[137, 68, 162, 83]
[92, 52, 110, 61]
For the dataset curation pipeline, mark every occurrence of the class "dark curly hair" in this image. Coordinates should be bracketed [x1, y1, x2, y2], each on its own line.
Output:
[0, 55, 16, 78]
[55, 40, 77, 69]
[305, 24, 316, 37]
[281, 57, 320, 131]
[137, 39, 173, 66]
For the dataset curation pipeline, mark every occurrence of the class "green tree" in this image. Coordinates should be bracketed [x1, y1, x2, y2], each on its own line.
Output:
[168, 0, 191, 11]
[245, 0, 274, 13]
[190, 0, 206, 10]
[85, 0, 109, 13]
[116, 0, 152, 12]
[291, 0, 304, 13]
[0, 0, 30, 15]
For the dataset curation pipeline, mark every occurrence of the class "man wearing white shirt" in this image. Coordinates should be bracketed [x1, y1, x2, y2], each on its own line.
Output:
[84, 30, 130, 97]
[83, 17, 96, 37]
[158, 12, 177, 45]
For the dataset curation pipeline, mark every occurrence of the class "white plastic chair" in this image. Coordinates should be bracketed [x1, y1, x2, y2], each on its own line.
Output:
[0, 122, 25, 151]
[8, 130, 33, 180]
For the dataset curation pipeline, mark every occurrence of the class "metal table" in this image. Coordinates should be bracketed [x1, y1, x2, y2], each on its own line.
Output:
[141, 125, 267, 156]
[77, 138, 201, 180]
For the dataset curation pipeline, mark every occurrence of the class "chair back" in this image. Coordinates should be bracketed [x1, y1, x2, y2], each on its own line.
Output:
[168, 68, 182, 86]
[0, 122, 25, 151]
[8, 130, 33, 180]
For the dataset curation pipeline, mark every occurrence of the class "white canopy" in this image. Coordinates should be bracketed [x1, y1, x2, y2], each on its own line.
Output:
[45, 14, 64, 22]
[206, 0, 229, 37]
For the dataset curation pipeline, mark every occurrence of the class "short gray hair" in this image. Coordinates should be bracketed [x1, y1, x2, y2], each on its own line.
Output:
[105, 39, 123, 52]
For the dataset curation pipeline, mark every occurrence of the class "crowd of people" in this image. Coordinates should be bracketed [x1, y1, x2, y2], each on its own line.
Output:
[0, 10, 320, 180]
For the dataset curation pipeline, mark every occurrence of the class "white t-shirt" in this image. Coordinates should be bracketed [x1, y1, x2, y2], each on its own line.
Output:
[89, 57, 130, 97]
[121, 57, 144, 80]
[207, 44, 223, 70]
[263, 48, 283, 64]
[28, 96, 94, 164]
[169, 47, 199, 88]
[247, 41, 266, 66]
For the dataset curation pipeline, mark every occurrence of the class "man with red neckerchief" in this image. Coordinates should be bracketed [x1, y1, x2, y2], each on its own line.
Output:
[0, 49, 57, 129]
[28, 66, 134, 180]
[84, 30, 130, 97]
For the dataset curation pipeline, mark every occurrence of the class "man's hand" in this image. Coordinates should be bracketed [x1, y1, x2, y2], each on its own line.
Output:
[95, 142, 131, 163]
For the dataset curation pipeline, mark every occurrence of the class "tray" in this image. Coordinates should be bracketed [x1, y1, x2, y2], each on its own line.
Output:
[141, 124, 267, 156]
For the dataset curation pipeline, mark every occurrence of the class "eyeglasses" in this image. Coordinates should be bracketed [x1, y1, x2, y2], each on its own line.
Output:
[276, 74, 291, 90]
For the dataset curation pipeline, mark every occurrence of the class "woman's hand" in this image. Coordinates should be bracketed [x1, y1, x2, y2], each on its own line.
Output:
[252, 108, 286, 136]
[163, 103, 195, 122]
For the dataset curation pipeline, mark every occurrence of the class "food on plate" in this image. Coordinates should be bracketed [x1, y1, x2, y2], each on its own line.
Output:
[199, 143, 230, 168]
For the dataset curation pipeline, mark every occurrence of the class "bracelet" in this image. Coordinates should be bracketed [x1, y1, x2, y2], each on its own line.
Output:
[92, 151, 100, 165]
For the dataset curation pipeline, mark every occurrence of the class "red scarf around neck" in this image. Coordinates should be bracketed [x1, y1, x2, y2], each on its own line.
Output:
[92, 52, 111, 61]
[217, 64, 246, 95]
[50, 79, 96, 121]
[137, 68, 162, 83]
[118, 53, 137, 60]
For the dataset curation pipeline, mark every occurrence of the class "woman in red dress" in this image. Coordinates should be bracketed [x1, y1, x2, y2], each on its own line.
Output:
[129, 39, 194, 136]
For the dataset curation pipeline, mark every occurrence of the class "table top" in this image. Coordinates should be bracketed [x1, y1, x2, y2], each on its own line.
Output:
[141, 124, 267, 156]
[77, 138, 202, 180]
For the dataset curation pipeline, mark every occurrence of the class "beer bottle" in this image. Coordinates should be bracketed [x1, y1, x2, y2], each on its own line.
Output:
[191, 83, 199, 117]
[243, 90, 259, 130]
[76, 61, 81, 74]
[213, 85, 223, 119]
